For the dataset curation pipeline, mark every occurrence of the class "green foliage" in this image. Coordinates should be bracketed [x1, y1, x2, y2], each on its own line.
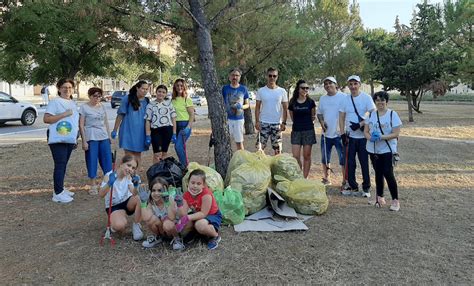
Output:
[0, 1, 164, 84]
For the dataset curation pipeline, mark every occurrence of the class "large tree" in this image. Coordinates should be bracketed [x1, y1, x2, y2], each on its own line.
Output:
[0, 2, 165, 84]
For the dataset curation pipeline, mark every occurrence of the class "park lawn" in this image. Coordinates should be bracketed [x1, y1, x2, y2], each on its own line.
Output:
[0, 103, 472, 284]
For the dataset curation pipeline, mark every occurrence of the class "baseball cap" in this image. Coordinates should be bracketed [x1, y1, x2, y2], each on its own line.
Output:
[323, 76, 337, 84]
[347, 75, 361, 82]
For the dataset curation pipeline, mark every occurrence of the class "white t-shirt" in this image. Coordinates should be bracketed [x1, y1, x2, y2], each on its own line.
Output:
[366, 109, 402, 154]
[256, 86, 288, 124]
[101, 171, 133, 208]
[339, 92, 375, 138]
[45, 97, 79, 141]
[79, 103, 108, 141]
[317, 91, 347, 138]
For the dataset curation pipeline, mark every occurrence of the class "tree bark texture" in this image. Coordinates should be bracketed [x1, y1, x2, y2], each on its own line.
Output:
[188, 0, 233, 178]
[406, 90, 414, 122]
[244, 107, 255, 135]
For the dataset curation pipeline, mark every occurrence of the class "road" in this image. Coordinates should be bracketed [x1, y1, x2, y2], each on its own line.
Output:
[0, 102, 209, 146]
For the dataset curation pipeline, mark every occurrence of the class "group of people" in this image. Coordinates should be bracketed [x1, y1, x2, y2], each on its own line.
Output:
[42, 68, 401, 249]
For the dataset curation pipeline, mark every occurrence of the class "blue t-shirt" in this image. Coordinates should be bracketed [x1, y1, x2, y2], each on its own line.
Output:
[288, 98, 316, 132]
[117, 95, 149, 152]
[222, 84, 249, 120]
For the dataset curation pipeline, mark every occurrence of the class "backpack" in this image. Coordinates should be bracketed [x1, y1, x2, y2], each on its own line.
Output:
[146, 157, 187, 189]
[41, 86, 47, 94]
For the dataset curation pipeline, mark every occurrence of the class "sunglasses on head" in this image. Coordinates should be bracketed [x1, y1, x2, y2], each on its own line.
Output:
[268, 74, 278, 78]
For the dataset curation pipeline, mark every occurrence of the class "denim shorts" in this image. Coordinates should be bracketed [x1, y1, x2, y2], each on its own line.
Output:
[206, 210, 222, 232]
[320, 135, 345, 165]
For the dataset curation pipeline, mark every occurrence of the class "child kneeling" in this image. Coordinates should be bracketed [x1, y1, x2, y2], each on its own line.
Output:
[138, 176, 178, 248]
[164, 169, 222, 250]
[99, 155, 143, 241]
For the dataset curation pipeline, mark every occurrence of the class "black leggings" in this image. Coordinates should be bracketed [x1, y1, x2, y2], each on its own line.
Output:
[369, 152, 398, 200]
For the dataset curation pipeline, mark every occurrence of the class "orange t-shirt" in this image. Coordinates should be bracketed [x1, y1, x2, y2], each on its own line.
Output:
[183, 187, 219, 215]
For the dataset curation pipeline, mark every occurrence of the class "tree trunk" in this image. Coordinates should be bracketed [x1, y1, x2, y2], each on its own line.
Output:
[244, 107, 254, 135]
[370, 80, 375, 96]
[188, 0, 233, 178]
[8, 82, 12, 95]
[406, 90, 414, 122]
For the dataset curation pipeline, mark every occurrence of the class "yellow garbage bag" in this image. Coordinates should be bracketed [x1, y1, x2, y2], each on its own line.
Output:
[276, 178, 328, 215]
[229, 161, 271, 215]
[270, 153, 304, 185]
[225, 150, 255, 186]
[182, 162, 224, 192]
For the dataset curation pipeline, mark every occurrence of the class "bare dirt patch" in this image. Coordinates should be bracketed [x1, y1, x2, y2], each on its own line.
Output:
[1, 103, 473, 284]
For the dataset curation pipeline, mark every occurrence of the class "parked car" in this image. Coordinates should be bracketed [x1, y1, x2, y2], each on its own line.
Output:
[0, 92, 37, 126]
[249, 91, 256, 101]
[110, 90, 128, 108]
[190, 93, 207, 106]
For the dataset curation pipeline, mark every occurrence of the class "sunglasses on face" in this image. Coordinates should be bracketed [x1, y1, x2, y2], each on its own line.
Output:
[268, 74, 278, 78]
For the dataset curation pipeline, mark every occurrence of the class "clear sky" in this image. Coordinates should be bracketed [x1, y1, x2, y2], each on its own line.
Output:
[358, 0, 444, 31]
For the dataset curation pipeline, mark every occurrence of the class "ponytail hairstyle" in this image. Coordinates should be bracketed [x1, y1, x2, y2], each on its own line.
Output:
[289, 79, 306, 108]
[128, 80, 148, 111]
[172, 78, 188, 100]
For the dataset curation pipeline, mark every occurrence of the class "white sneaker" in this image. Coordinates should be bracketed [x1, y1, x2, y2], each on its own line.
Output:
[63, 188, 75, 197]
[52, 191, 74, 203]
[362, 191, 371, 198]
[171, 237, 185, 251]
[132, 223, 144, 241]
[142, 235, 162, 248]
[390, 200, 400, 211]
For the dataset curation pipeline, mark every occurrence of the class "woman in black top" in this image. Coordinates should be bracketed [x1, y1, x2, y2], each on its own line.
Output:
[288, 79, 316, 178]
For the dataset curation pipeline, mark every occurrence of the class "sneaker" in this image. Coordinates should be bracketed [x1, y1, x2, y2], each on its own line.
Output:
[352, 191, 364, 197]
[52, 191, 74, 203]
[362, 190, 371, 198]
[88, 185, 99, 195]
[63, 188, 75, 197]
[390, 200, 400, 211]
[171, 237, 185, 251]
[132, 223, 144, 241]
[142, 235, 162, 248]
[341, 185, 353, 196]
[207, 235, 221, 250]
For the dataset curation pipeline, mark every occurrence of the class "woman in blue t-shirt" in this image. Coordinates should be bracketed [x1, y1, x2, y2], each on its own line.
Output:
[111, 80, 150, 167]
[288, 79, 316, 178]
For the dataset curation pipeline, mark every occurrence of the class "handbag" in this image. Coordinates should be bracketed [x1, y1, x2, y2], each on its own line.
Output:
[48, 115, 79, 144]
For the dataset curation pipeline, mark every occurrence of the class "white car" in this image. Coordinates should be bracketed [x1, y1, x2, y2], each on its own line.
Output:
[0, 92, 38, 126]
[191, 94, 207, 106]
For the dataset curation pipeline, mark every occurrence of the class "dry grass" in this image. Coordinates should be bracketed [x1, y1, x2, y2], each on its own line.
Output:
[0, 103, 473, 284]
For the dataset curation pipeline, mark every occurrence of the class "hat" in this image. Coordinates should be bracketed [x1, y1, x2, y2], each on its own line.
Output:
[347, 75, 361, 82]
[323, 76, 337, 84]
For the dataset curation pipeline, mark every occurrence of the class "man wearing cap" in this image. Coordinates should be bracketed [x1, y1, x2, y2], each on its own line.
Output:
[222, 68, 250, 150]
[317, 76, 347, 186]
[255, 67, 288, 155]
[339, 75, 375, 197]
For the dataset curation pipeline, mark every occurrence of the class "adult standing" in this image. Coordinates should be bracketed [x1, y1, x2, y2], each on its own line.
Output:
[43, 78, 79, 203]
[171, 79, 194, 166]
[288, 80, 316, 178]
[255, 67, 288, 155]
[317, 76, 347, 186]
[79, 87, 112, 195]
[41, 85, 50, 106]
[339, 75, 375, 197]
[222, 68, 250, 150]
[111, 80, 150, 167]
[364, 91, 402, 211]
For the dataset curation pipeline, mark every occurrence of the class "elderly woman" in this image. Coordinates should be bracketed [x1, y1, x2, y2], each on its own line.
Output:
[79, 87, 112, 195]
[43, 78, 79, 203]
[364, 91, 402, 211]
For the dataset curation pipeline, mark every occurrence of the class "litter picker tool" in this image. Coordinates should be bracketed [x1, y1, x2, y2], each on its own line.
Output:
[341, 132, 350, 193]
[322, 130, 335, 176]
[100, 143, 117, 246]
[256, 131, 262, 151]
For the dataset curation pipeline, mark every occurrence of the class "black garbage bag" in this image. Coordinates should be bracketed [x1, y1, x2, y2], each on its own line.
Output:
[146, 157, 187, 189]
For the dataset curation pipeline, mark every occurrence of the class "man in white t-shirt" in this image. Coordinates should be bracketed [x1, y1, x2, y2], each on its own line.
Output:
[255, 67, 288, 155]
[317, 76, 347, 186]
[339, 75, 376, 197]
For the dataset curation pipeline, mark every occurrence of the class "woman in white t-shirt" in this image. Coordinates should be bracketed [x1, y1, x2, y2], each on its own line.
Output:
[43, 78, 79, 204]
[79, 87, 113, 195]
[364, 91, 402, 211]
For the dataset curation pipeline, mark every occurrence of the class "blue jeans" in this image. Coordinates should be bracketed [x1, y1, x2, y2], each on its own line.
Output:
[347, 137, 371, 191]
[85, 139, 112, 179]
[320, 135, 344, 165]
[49, 143, 74, 195]
[174, 121, 191, 166]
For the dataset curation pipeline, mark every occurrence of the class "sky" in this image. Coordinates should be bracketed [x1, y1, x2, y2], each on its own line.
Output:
[358, 0, 444, 31]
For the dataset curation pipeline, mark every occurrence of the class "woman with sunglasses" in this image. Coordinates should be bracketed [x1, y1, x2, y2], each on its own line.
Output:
[79, 87, 113, 195]
[171, 79, 194, 166]
[288, 79, 316, 178]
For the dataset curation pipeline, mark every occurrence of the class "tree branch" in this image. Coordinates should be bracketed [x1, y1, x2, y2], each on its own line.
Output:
[242, 38, 284, 77]
[209, 0, 237, 30]
[179, 0, 206, 30]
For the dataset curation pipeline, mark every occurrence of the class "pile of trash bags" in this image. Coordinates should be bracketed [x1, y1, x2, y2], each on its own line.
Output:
[182, 162, 224, 192]
[275, 178, 328, 215]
